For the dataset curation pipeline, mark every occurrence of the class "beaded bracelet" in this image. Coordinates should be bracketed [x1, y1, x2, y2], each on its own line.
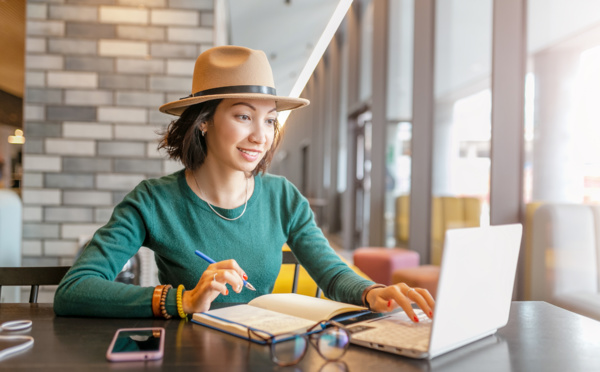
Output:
[176, 284, 187, 319]
[160, 284, 173, 319]
[152, 285, 166, 318]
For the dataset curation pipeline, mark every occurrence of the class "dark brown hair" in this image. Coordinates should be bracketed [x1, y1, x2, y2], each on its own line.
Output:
[158, 99, 283, 175]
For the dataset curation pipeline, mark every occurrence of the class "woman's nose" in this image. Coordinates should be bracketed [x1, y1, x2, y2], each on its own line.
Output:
[249, 123, 267, 144]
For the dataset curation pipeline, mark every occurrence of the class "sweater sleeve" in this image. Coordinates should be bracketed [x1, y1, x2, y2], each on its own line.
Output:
[284, 184, 374, 305]
[53, 182, 177, 317]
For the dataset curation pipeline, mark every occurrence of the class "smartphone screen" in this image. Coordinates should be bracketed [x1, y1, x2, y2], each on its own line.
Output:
[106, 327, 165, 362]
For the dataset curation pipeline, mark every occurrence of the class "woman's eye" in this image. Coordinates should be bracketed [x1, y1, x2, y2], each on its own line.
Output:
[266, 118, 276, 126]
[237, 114, 251, 121]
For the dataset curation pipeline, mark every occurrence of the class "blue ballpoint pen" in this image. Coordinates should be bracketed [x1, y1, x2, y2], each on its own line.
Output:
[194, 250, 256, 291]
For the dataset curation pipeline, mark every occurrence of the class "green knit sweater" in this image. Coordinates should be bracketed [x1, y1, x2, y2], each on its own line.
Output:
[54, 170, 374, 317]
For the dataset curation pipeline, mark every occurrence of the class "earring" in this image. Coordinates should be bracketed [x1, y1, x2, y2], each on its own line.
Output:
[201, 130, 206, 137]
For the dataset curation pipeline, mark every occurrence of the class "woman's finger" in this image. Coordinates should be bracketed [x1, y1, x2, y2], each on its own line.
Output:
[207, 259, 248, 289]
[404, 287, 434, 319]
[211, 269, 245, 294]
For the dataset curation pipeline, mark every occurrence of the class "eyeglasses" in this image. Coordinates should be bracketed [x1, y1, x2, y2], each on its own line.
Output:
[248, 320, 351, 367]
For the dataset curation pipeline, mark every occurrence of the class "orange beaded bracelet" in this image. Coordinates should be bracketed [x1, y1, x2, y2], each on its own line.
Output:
[152, 285, 166, 318]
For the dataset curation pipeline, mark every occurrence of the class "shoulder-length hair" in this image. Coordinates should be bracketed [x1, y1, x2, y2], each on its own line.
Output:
[157, 99, 283, 176]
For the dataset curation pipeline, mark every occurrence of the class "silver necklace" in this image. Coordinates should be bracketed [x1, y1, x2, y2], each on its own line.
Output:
[192, 172, 249, 221]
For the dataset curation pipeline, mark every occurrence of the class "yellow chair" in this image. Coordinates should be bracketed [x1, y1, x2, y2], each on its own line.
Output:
[395, 195, 482, 265]
[272, 245, 371, 298]
[395, 194, 410, 246]
[523, 201, 545, 300]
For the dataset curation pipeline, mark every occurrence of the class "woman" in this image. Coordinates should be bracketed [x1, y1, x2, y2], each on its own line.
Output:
[54, 46, 434, 321]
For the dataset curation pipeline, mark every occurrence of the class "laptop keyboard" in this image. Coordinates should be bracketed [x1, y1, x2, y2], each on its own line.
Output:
[349, 310, 432, 350]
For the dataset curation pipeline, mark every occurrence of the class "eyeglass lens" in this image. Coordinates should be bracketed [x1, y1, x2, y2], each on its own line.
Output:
[271, 334, 307, 365]
[270, 327, 350, 366]
[317, 328, 350, 360]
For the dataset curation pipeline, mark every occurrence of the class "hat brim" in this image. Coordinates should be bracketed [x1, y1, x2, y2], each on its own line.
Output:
[159, 93, 309, 116]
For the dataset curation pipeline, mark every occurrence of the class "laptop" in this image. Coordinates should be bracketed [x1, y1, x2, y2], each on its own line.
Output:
[345, 224, 523, 359]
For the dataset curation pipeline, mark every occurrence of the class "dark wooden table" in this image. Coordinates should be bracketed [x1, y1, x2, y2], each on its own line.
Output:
[1, 301, 600, 371]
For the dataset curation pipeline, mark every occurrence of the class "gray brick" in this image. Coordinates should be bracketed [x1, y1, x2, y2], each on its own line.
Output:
[63, 157, 112, 172]
[114, 159, 162, 174]
[65, 90, 113, 106]
[149, 76, 189, 92]
[116, 91, 164, 107]
[98, 141, 145, 157]
[167, 27, 212, 43]
[99, 74, 147, 90]
[163, 159, 184, 174]
[94, 207, 114, 223]
[26, 71, 45, 87]
[25, 122, 62, 138]
[49, 5, 98, 22]
[96, 173, 145, 190]
[23, 139, 44, 154]
[26, 54, 64, 70]
[116, 25, 165, 41]
[27, 20, 65, 36]
[63, 191, 112, 206]
[65, 56, 115, 72]
[47, 105, 96, 122]
[112, 190, 129, 204]
[45, 207, 94, 222]
[66, 22, 116, 39]
[150, 43, 198, 58]
[99, 39, 148, 57]
[150, 9, 198, 26]
[48, 38, 97, 55]
[26, 88, 63, 104]
[149, 110, 173, 125]
[26, 37, 46, 53]
[66, 0, 116, 5]
[23, 223, 60, 239]
[45, 173, 95, 188]
[22, 173, 44, 188]
[169, 0, 213, 10]
[119, 0, 165, 7]
[24, 104, 45, 121]
[166, 59, 194, 76]
[27, 3, 48, 19]
[116, 58, 164, 75]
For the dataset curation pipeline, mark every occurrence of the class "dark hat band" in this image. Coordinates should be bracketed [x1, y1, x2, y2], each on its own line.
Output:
[180, 85, 277, 100]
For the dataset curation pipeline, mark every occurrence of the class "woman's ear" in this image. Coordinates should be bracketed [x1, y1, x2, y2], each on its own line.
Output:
[197, 121, 207, 136]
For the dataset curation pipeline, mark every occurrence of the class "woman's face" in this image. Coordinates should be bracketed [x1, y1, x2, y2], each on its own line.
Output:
[204, 98, 277, 174]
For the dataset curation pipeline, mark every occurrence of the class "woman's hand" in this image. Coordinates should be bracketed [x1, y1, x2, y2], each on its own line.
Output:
[181, 259, 248, 314]
[366, 283, 435, 323]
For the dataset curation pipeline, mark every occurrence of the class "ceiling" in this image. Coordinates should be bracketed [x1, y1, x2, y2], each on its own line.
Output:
[227, 0, 341, 98]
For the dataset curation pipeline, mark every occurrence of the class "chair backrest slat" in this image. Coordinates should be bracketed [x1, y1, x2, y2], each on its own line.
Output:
[0, 266, 70, 303]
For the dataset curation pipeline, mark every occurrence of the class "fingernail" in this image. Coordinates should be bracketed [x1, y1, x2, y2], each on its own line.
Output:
[387, 300, 392, 308]
[225, 289, 229, 296]
[243, 273, 248, 281]
[413, 315, 419, 322]
[429, 311, 433, 317]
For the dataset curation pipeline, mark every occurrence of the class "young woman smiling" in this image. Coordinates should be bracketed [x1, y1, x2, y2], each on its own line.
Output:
[54, 46, 434, 322]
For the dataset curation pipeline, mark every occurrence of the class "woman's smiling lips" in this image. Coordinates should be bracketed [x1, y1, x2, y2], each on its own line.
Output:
[238, 147, 261, 161]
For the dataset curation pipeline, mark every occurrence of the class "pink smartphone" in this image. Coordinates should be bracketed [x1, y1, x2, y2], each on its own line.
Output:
[106, 327, 165, 362]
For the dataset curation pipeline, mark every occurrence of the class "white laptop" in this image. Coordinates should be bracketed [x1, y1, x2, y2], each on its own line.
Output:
[345, 224, 523, 359]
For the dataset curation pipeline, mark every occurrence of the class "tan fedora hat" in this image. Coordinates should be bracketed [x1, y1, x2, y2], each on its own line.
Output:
[159, 45, 309, 116]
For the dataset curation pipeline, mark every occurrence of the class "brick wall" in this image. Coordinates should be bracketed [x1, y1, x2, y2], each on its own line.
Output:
[22, 0, 214, 267]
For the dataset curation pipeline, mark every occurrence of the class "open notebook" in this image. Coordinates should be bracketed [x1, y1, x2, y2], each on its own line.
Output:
[346, 224, 523, 359]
